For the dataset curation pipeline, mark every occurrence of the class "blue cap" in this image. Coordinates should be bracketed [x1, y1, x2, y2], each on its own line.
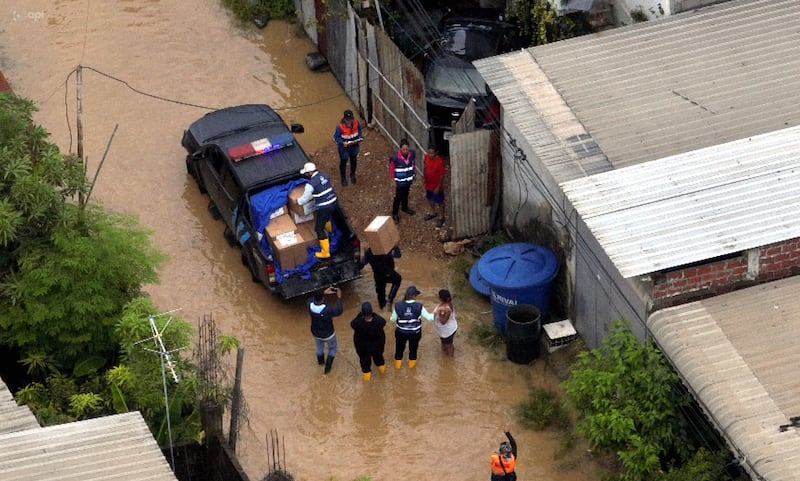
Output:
[406, 285, 421, 297]
[361, 302, 373, 314]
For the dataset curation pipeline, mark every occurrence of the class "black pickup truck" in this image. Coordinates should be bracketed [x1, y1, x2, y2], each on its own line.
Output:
[182, 104, 362, 299]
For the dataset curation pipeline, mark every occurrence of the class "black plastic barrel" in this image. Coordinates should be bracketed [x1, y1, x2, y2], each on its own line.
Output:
[505, 304, 541, 364]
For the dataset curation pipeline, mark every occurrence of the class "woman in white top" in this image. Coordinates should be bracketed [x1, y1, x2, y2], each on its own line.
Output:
[433, 289, 458, 356]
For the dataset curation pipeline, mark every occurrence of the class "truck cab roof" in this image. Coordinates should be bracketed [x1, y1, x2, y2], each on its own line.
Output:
[182, 104, 308, 192]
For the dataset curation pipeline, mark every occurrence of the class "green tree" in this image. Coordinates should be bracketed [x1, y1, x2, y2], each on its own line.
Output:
[0, 93, 87, 249]
[563, 321, 692, 480]
[0, 204, 166, 369]
[0, 93, 166, 371]
[111, 297, 201, 444]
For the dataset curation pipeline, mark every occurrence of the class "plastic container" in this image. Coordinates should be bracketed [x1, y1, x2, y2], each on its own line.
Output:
[478, 243, 558, 334]
[506, 304, 541, 364]
[469, 261, 491, 297]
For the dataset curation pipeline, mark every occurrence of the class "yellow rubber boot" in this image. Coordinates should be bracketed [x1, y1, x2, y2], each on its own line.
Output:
[315, 238, 331, 259]
[362, 372, 371, 382]
[378, 365, 387, 374]
[409, 360, 417, 369]
[394, 360, 402, 370]
[325, 221, 333, 233]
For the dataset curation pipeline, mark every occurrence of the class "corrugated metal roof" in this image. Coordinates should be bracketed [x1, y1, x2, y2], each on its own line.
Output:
[648, 276, 800, 481]
[560, 125, 800, 277]
[476, 0, 800, 182]
[0, 378, 39, 434]
[0, 412, 177, 481]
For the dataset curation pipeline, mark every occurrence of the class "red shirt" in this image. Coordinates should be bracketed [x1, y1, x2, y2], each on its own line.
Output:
[424, 154, 446, 192]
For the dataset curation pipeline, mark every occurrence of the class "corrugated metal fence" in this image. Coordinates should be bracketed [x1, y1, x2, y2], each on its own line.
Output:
[301, 0, 495, 238]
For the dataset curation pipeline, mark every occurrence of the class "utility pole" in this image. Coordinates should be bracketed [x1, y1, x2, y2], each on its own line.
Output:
[76, 65, 86, 207]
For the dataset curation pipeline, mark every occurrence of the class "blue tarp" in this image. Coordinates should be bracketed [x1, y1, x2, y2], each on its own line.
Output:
[250, 181, 343, 282]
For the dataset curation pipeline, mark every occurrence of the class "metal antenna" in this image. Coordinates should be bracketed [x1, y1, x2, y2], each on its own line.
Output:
[133, 308, 185, 471]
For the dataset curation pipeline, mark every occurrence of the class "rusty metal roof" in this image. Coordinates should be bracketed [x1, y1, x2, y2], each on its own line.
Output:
[0, 412, 177, 481]
[475, 0, 800, 183]
[649, 276, 800, 481]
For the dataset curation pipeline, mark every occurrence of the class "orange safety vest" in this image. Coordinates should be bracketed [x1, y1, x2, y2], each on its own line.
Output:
[490, 453, 516, 475]
[339, 120, 361, 142]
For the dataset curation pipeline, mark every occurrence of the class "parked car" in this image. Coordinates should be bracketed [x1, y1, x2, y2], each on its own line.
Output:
[182, 104, 362, 299]
[424, 8, 523, 150]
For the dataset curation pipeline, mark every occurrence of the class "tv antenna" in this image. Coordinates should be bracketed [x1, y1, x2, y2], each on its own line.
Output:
[134, 308, 186, 470]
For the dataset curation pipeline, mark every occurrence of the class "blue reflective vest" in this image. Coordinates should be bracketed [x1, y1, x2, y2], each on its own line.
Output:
[309, 172, 337, 208]
[395, 301, 423, 333]
[392, 151, 415, 186]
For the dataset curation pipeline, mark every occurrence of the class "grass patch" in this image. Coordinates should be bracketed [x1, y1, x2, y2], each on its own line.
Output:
[448, 253, 474, 295]
[470, 230, 512, 256]
[467, 319, 505, 351]
[514, 387, 571, 431]
[220, 0, 296, 24]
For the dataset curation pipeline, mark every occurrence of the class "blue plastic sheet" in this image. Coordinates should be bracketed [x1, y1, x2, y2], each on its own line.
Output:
[250, 181, 343, 283]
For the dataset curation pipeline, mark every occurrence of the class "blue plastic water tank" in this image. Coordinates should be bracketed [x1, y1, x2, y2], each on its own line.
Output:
[477, 243, 559, 335]
[469, 261, 491, 297]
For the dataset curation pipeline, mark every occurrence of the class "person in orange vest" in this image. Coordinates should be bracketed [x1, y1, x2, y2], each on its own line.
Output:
[490, 430, 517, 481]
[333, 109, 363, 186]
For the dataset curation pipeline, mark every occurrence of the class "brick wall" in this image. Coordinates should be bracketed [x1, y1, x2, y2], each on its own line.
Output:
[652, 237, 800, 309]
[758, 238, 800, 281]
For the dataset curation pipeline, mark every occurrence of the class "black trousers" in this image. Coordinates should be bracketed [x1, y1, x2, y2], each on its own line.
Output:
[357, 350, 385, 373]
[392, 184, 411, 215]
[339, 146, 359, 179]
[394, 329, 422, 360]
[315, 206, 334, 240]
[375, 270, 402, 306]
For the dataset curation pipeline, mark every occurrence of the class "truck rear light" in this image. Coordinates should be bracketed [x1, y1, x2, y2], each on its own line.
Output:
[266, 264, 278, 287]
[352, 238, 361, 263]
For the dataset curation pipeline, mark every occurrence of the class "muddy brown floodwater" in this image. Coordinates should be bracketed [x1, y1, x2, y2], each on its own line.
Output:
[0, 2, 605, 480]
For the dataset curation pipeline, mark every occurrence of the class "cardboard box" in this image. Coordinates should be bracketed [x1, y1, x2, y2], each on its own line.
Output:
[265, 213, 296, 241]
[363, 215, 399, 255]
[288, 185, 315, 217]
[292, 211, 315, 224]
[271, 223, 319, 270]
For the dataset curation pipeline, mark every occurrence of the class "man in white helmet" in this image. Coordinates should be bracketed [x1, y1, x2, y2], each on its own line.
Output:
[298, 162, 339, 259]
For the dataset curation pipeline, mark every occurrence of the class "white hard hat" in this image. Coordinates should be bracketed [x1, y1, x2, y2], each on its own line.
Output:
[300, 162, 317, 174]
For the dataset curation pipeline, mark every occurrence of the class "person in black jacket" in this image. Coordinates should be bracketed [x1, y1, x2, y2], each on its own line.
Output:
[350, 302, 387, 382]
[308, 287, 343, 374]
[360, 245, 402, 310]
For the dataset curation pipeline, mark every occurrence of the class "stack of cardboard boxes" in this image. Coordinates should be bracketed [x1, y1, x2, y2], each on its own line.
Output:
[264, 186, 318, 270]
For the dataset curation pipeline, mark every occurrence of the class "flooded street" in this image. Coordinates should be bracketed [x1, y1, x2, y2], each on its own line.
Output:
[0, 2, 601, 480]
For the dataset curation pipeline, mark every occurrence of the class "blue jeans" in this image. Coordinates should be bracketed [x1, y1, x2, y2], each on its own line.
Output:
[315, 334, 338, 358]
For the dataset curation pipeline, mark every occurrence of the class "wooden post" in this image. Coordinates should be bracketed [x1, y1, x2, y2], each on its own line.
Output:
[228, 347, 245, 451]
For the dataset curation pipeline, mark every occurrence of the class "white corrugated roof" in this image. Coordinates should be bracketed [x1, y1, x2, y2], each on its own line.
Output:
[0, 378, 39, 434]
[649, 276, 800, 481]
[475, 0, 800, 182]
[0, 412, 177, 481]
[561, 125, 800, 277]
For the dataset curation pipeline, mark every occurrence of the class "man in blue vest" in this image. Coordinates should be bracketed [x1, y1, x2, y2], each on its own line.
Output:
[390, 285, 434, 369]
[298, 162, 338, 259]
[308, 286, 343, 374]
[389, 138, 416, 224]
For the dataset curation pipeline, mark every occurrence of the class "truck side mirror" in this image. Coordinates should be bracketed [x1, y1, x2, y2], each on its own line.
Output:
[291, 123, 305, 134]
